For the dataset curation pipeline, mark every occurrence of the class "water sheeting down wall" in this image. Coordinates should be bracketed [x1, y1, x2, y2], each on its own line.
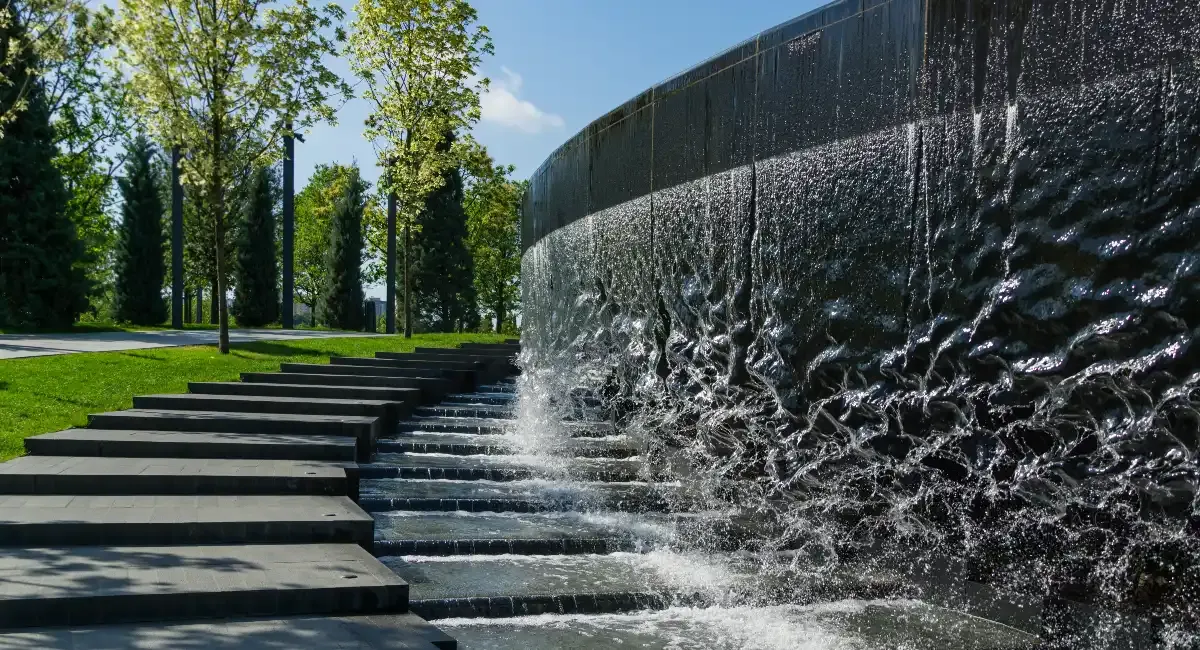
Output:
[521, 0, 1200, 643]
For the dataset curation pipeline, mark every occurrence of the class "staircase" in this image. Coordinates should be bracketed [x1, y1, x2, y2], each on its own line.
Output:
[0, 339, 519, 648]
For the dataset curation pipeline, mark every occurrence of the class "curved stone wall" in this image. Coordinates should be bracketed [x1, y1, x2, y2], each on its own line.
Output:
[520, 0, 1200, 639]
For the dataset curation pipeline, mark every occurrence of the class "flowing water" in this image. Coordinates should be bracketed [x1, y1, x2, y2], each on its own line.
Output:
[510, 3, 1200, 647]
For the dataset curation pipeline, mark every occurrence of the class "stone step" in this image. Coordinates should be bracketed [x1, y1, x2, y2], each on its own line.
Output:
[0, 543, 408, 629]
[371, 511, 637, 557]
[376, 433, 639, 459]
[397, 417, 613, 438]
[458, 343, 519, 352]
[358, 478, 670, 514]
[189, 381, 421, 416]
[24, 429, 357, 462]
[241, 372, 447, 403]
[86, 409, 379, 461]
[364, 453, 644, 482]
[380, 553, 677, 620]
[413, 347, 515, 358]
[335, 356, 481, 371]
[0, 612, 456, 650]
[477, 384, 516, 394]
[0, 495, 372, 547]
[415, 405, 512, 419]
[330, 358, 476, 392]
[281, 362, 447, 381]
[441, 602, 1037, 650]
[0, 456, 349, 496]
[442, 393, 514, 406]
[134, 393, 396, 430]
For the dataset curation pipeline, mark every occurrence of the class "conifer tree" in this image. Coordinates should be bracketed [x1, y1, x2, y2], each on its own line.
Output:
[231, 166, 279, 327]
[0, 3, 88, 328]
[414, 156, 475, 332]
[112, 135, 166, 324]
[319, 167, 365, 330]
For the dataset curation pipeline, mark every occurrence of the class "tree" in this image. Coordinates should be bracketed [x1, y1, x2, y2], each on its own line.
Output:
[319, 166, 365, 330]
[466, 163, 523, 333]
[348, 0, 491, 337]
[117, 0, 351, 352]
[112, 135, 166, 325]
[294, 162, 382, 323]
[413, 134, 474, 331]
[0, 4, 88, 328]
[231, 165, 278, 327]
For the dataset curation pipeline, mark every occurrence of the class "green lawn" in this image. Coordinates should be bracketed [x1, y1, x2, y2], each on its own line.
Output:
[0, 332, 510, 461]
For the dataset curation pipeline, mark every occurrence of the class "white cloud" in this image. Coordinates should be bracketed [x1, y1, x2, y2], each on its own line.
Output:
[479, 67, 565, 134]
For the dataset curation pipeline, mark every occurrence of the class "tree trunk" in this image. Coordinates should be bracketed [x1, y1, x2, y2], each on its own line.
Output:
[494, 299, 505, 333]
[210, 276, 218, 324]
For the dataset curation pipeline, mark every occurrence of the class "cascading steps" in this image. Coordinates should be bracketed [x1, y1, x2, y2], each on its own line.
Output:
[0, 339, 520, 648]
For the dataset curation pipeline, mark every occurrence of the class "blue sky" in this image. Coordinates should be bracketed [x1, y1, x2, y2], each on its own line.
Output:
[300, 0, 824, 190]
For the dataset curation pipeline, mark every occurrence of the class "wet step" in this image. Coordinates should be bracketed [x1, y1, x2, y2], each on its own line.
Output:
[442, 393, 515, 406]
[0, 494, 372, 547]
[241, 372, 448, 402]
[358, 478, 671, 514]
[364, 453, 644, 482]
[414, 346, 516, 358]
[380, 553, 686, 620]
[439, 601, 1038, 650]
[0, 543, 408, 629]
[24, 429, 357, 461]
[416, 404, 513, 419]
[2, 612, 455, 650]
[397, 417, 614, 438]
[478, 384, 516, 394]
[86, 409, 378, 461]
[377, 432, 639, 458]
[371, 511, 641, 557]
[0, 456, 349, 496]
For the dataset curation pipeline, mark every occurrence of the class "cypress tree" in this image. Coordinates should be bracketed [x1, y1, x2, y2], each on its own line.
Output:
[414, 153, 475, 332]
[0, 3, 88, 328]
[319, 166, 364, 330]
[112, 136, 167, 325]
[231, 166, 279, 327]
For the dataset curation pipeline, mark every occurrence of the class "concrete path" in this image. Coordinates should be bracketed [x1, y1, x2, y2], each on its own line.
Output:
[0, 329, 384, 360]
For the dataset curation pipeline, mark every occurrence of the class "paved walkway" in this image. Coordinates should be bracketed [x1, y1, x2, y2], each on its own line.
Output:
[0, 329, 384, 360]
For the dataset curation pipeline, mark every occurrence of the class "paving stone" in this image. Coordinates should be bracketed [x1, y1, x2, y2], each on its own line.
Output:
[0, 495, 372, 547]
[24, 429, 356, 461]
[0, 543, 408, 629]
[0, 613, 455, 649]
[86, 409, 378, 461]
[240, 372, 447, 403]
[0, 457, 349, 496]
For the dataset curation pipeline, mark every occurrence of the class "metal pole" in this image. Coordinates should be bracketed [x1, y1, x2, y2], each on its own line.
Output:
[171, 146, 184, 329]
[386, 189, 397, 334]
[282, 122, 295, 329]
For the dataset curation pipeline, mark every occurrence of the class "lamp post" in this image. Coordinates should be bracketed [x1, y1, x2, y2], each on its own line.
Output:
[171, 146, 184, 329]
[282, 122, 303, 328]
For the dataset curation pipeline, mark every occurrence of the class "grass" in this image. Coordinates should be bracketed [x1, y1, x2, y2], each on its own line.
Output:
[0, 332, 510, 461]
